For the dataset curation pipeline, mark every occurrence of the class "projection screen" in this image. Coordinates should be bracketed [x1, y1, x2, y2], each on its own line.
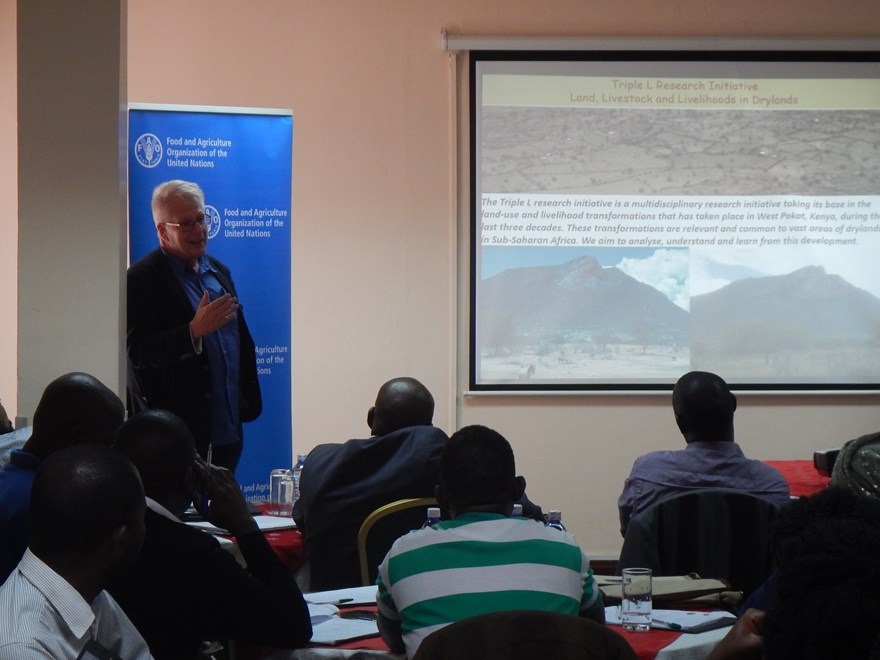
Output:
[469, 47, 880, 392]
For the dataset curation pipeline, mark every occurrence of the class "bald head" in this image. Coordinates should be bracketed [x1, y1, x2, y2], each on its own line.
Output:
[672, 371, 736, 443]
[25, 372, 125, 459]
[368, 377, 434, 437]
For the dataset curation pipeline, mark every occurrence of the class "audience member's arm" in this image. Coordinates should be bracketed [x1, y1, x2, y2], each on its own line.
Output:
[376, 581, 406, 654]
[706, 609, 765, 660]
[195, 461, 312, 648]
[378, 614, 405, 654]
[617, 476, 637, 537]
[579, 564, 605, 623]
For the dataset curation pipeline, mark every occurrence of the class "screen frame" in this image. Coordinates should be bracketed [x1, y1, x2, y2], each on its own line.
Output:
[468, 45, 880, 394]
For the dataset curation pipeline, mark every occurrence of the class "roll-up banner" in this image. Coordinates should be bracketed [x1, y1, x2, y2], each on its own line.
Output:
[128, 104, 292, 500]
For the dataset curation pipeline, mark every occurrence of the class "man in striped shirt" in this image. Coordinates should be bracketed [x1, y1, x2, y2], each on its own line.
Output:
[376, 425, 604, 658]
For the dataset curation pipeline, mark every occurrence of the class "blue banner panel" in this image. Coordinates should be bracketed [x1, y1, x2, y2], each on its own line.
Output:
[128, 105, 292, 500]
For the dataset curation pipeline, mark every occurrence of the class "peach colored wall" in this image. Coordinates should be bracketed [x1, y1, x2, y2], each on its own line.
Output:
[7, 0, 879, 556]
[1, 0, 16, 418]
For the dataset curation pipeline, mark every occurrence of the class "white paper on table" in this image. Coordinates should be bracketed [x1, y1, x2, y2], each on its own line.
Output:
[185, 515, 297, 534]
[305, 585, 378, 606]
[308, 603, 339, 625]
[309, 616, 380, 645]
[604, 606, 736, 633]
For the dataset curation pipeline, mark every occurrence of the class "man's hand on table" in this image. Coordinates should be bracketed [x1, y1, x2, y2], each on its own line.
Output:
[706, 608, 764, 660]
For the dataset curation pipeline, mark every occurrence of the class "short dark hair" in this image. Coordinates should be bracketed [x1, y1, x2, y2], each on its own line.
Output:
[29, 444, 144, 560]
[114, 409, 195, 485]
[672, 371, 736, 437]
[440, 425, 515, 507]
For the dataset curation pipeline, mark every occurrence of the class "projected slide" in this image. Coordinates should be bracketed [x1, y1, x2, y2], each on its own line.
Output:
[471, 55, 880, 390]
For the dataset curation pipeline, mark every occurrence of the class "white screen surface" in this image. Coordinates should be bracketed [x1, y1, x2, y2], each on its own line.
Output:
[470, 53, 880, 391]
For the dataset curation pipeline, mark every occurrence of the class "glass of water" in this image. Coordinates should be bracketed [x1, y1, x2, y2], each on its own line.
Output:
[621, 567, 653, 631]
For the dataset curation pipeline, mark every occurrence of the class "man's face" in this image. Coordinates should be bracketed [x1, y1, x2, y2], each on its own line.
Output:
[156, 194, 208, 266]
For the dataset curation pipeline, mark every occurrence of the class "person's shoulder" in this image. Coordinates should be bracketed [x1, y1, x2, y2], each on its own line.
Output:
[128, 247, 163, 269]
[143, 508, 220, 551]
[127, 248, 167, 281]
[381, 425, 448, 446]
[631, 448, 679, 469]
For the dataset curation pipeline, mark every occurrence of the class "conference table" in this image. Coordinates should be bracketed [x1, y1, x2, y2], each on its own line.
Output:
[259, 612, 730, 660]
[250, 585, 731, 660]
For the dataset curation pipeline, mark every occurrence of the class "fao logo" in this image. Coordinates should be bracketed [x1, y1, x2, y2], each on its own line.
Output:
[134, 133, 162, 168]
[205, 205, 221, 239]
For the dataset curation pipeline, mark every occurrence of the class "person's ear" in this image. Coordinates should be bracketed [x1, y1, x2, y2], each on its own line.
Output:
[367, 406, 375, 431]
[513, 476, 526, 501]
[434, 484, 448, 511]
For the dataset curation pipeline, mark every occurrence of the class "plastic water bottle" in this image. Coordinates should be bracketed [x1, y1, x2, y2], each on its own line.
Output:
[292, 453, 307, 505]
[511, 503, 523, 517]
[546, 509, 566, 532]
[422, 506, 441, 528]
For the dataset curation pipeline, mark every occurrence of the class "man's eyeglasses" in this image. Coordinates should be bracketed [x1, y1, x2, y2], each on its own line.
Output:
[164, 215, 208, 232]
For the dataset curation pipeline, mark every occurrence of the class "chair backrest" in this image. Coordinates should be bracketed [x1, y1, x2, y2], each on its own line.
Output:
[357, 497, 438, 586]
[617, 488, 779, 597]
[411, 610, 638, 660]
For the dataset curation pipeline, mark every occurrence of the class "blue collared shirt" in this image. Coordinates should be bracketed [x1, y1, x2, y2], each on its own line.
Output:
[164, 251, 241, 448]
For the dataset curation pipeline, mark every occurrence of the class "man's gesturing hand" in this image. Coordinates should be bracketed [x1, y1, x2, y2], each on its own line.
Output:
[190, 290, 239, 339]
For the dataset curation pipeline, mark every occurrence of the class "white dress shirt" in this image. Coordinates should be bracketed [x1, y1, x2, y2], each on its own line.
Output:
[0, 548, 153, 659]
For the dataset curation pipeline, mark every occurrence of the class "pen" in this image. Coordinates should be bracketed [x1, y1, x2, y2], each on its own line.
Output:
[308, 597, 356, 605]
[197, 444, 212, 517]
[652, 618, 682, 630]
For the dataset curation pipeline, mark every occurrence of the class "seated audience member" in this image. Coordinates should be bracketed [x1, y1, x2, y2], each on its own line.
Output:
[618, 370, 790, 535]
[294, 377, 542, 591]
[109, 410, 311, 658]
[707, 486, 880, 660]
[376, 424, 604, 658]
[0, 444, 151, 658]
[831, 430, 880, 499]
[0, 372, 125, 584]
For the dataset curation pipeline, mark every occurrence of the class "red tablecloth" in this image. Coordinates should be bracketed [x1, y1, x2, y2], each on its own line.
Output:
[764, 459, 830, 497]
[330, 609, 686, 658]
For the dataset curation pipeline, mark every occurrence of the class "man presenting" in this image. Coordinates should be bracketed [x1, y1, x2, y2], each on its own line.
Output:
[127, 180, 261, 471]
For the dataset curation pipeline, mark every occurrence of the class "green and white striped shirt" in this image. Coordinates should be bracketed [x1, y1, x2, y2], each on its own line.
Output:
[376, 512, 603, 658]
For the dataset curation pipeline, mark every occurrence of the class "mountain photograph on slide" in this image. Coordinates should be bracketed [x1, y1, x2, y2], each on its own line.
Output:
[690, 264, 880, 382]
[477, 247, 690, 382]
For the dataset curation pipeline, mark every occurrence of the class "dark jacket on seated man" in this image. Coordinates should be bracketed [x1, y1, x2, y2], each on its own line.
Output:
[293, 377, 542, 591]
[295, 424, 446, 591]
[109, 410, 311, 659]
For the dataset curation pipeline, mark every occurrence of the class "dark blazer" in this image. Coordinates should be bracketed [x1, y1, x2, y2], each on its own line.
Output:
[127, 248, 261, 457]
[293, 425, 449, 591]
[109, 508, 311, 659]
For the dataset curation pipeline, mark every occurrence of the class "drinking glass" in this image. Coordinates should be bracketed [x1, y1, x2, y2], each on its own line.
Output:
[621, 567, 652, 632]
